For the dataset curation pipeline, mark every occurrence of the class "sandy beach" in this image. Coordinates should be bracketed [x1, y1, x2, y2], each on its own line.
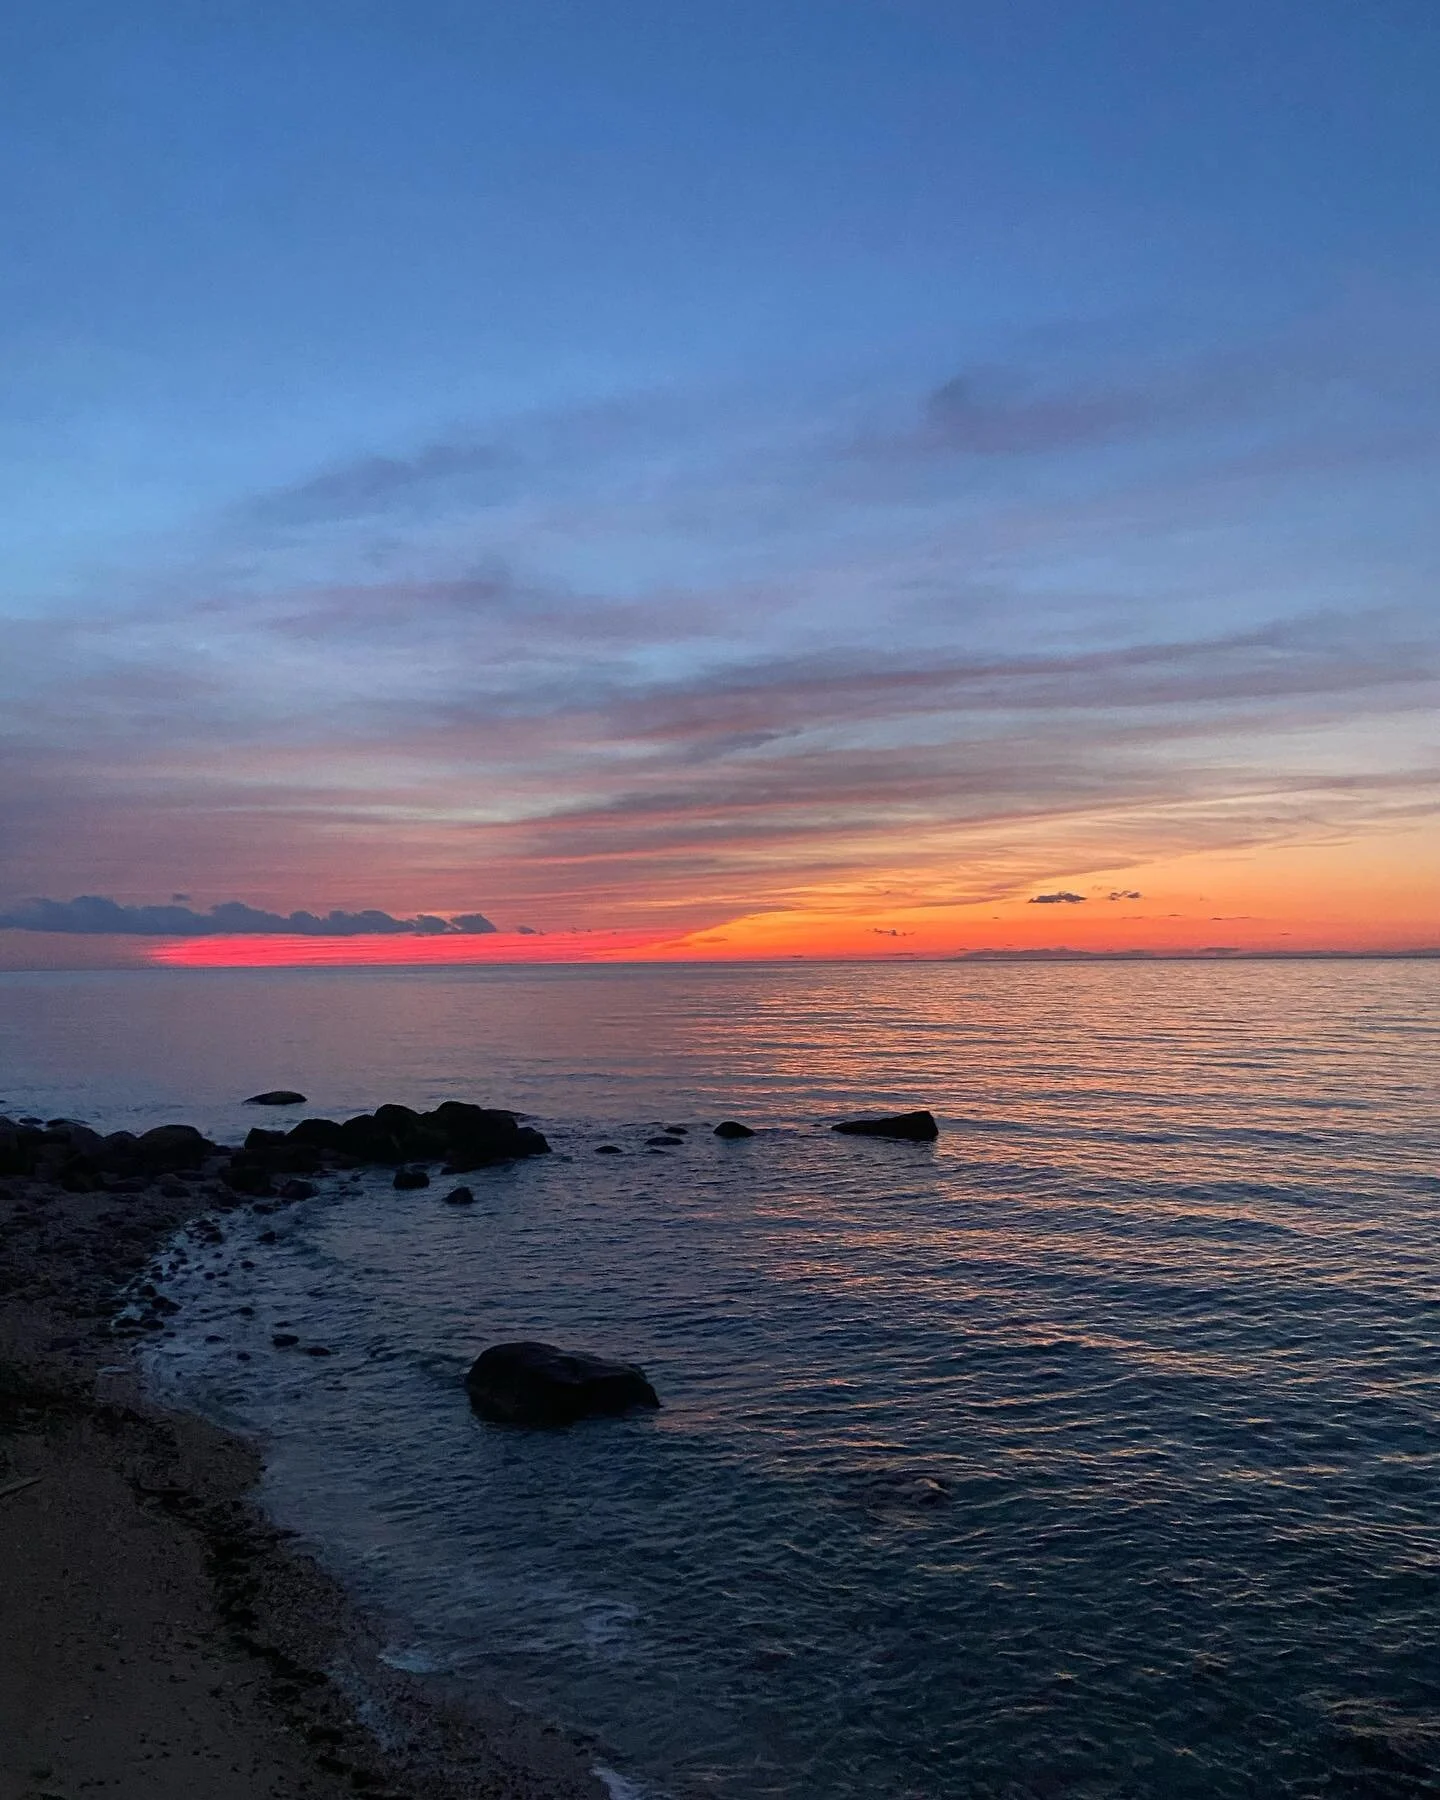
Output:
[0, 1137, 608, 1800]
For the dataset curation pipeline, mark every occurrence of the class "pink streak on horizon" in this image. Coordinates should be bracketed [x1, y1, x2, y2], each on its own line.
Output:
[146, 929, 668, 968]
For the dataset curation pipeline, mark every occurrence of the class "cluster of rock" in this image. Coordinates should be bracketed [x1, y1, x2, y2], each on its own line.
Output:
[7, 1095, 942, 1433]
[0, 1116, 218, 1194]
[1, 1101, 551, 1202]
[226, 1102, 550, 1197]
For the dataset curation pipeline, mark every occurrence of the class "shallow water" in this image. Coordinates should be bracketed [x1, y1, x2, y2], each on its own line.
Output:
[4, 961, 1439, 1796]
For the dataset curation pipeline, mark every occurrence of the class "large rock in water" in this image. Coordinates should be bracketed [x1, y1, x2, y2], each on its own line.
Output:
[245, 1090, 308, 1106]
[465, 1341, 660, 1426]
[832, 1109, 939, 1141]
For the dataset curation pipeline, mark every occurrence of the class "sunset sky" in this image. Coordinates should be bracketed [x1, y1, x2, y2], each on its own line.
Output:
[2, 1, 1437, 967]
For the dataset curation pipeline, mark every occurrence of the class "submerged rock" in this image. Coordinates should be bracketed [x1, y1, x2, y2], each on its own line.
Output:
[713, 1120, 755, 1139]
[832, 1109, 939, 1142]
[442, 1185, 475, 1205]
[393, 1165, 430, 1190]
[465, 1341, 660, 1426]
[595, 1144, 623, 1155]
[245, 1090, 308, 1106]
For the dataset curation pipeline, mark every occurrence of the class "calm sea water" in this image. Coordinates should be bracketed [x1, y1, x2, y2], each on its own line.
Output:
[4, 961, 1440, 1797]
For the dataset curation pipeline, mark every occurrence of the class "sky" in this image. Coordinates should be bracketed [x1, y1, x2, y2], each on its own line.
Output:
[2, 0, 1437, 966]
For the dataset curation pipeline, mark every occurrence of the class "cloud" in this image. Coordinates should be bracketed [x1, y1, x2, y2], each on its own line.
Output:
[0, 897, 499, 937]
[244, 442, 507, 526]
[1028, 892, 1087, 904]
[448, 912, 500, 935]
[919, 372, 1155, 457]
[1108, 889, 1143, 900]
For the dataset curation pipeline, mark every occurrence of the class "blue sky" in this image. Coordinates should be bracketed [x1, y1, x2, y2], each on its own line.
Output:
[2, 1, 1437, 954]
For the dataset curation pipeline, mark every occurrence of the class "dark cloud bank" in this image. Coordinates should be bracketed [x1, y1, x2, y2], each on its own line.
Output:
[0, 897, 499, 937]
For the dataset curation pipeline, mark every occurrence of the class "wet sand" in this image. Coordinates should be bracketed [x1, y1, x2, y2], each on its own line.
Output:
[0, 1158, 608, 1800]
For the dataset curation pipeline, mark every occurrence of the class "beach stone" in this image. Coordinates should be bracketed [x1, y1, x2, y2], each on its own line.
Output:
[393, 1165, 430, 1190]
[222, 1161, 275, 1198]
[245, 1090, 308, 1105]
[714, 1120, 755, 1139]
[287, 1116, 346, 1148]
[465, 1341, 660, 1426]
[443, 1186, 475, 1205]
[832, 1109, 939, 1142]
[646, 1134, 683, 1147]
[595, 1144, 623, 1155]
[135, 1124, 217, 1172]
[279, 1179, 317, 1200]
[271, 1332, 299, 1348]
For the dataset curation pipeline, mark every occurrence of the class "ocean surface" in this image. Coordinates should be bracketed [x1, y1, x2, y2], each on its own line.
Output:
[3, 960, 1439, 1798]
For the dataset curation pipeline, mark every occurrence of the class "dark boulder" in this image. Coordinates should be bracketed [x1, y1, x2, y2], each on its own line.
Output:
[465, 1341, 660, 1426]
[373, 1102, 424, 1138]
[393, 1165, 430, 1190]
[831, 1109, 939, 1142]
[135, 1124, 217, 1171]
[336, 1114, 406, 1165]
[278, 1178, 317, 1201]
[443, 1186, 475, 1205]
[645, 1134, 683, 1147]
[713, 1120, 755, 1139]
[443, 1122, 550, 1171]
[287, 1117, 346, 1149]
[231, 1137, 324, 1176]
[245, 1127, 288, 1149]
[595, 1144, 623, 1155]
[222, 1161, 275, 1197]
[246, 1090, 307, 1106]
[0, 1126, 31, 1176]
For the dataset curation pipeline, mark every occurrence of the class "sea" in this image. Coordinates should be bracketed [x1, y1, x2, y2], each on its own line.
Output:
[2, 959, 1438, 1798]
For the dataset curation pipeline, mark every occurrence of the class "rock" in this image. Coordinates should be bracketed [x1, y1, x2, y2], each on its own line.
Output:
[133, 1124, 217, 1172]
[465, 1341, 660, 1426]
[442, 1186, 475, 1205]
[271, 1332, 299, 1348]
[852, 1470, 951, 1511]
[831, 1109, 939, 1142]
[221, 1161, 275, 1198]
[595, 1144, 623, 1155]
[662, 1125, 689, 1135]
[287, 1117, 346, 1148]
[645, 1134, 683, 1147]
[278, 1179, 317, 1201]
[713, 1120, 755, 1139]
[393, 1165, 430, 1190]
[246, 1090, 308, 1106]
[302, 1344, 332, 1357]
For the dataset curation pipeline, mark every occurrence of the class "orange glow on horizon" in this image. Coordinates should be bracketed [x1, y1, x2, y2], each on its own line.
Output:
[0, 823, 1427, 972]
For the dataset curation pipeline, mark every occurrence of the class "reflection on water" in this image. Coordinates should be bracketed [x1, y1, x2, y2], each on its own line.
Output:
[5, 961, 1440, 1796]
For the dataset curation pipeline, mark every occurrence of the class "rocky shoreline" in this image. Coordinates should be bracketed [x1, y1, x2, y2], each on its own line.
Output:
[0, 1109, 610, 1800]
